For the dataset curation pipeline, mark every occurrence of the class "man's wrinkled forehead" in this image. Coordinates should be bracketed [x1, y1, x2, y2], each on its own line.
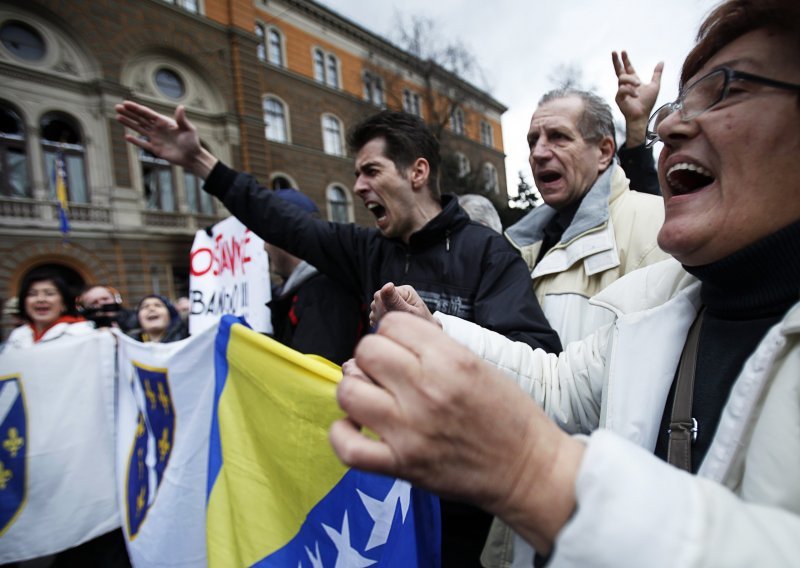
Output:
[527, 108, 581, 145]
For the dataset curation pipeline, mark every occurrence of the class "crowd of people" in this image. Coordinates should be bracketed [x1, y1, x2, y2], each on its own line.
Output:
[3, 273, 190, 353]
[3, 0, 799, 565]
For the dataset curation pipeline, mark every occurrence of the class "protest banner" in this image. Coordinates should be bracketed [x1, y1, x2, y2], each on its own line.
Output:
[189, 216, 272, 335]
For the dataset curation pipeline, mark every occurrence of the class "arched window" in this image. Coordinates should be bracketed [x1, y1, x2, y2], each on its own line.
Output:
[267, 27, 283, 66]
[40, 112, 88, 204]
[482, 162, 499, 194]
[363, 71, 384, 107]
[313, 48, 325, 83]
[263, 96, 288, 143]
[403, 89, 421, 117]
[185, 171, 214, 215]
[0, 104, 29, 197]
[450, 107, 465, 135]
[139, 146, 175, 211]
[255, 23, 266, 62]
[327, 184, 350, 223]
[326, 54, 339, 88]
[271, 175, 294, 190]
[313, 47, 340, 89]
[480, 120, 494, 147]
[322, 114, 344, 156]
[455, 152, 471, 178]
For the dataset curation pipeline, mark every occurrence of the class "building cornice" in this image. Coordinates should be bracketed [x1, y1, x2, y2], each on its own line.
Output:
[270, 0, 507, 113]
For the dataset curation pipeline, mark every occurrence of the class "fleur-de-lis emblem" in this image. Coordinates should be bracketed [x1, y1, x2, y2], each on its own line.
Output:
[0, 462, 13, 490]
[2, 427, 24, 458]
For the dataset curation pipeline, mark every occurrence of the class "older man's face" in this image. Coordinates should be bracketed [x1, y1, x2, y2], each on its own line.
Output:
[656, 29, 800, 266]
[527, 96, 612, 210]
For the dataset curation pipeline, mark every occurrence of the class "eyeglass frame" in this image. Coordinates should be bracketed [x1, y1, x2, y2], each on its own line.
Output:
[645, 66, 800, 148]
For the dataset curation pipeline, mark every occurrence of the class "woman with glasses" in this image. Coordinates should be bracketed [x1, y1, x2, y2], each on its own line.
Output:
[331, 1, 800, 565]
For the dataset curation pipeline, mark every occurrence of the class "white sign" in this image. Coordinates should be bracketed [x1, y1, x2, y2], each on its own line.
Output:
[188, 216, 272, 334]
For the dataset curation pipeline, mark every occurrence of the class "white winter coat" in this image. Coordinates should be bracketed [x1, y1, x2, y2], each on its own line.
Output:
[437, 259, 800, 567]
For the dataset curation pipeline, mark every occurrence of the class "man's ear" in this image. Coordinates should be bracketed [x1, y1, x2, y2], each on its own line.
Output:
[409, 157, 430, 191]
[597, 135, 616, 171]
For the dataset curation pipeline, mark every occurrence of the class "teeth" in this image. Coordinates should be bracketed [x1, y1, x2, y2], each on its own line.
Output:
[366, 203, 380, 210]
[667, 162, 713, 178]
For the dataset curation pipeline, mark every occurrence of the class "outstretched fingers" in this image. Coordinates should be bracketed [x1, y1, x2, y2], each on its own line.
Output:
[650, 61, 664, 86]
[611, 51, 623, 77]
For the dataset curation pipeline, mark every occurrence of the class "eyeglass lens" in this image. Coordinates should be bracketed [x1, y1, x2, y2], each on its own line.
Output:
[647, 69, 727, 143]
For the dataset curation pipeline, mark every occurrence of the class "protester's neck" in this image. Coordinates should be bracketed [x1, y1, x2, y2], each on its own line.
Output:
[684, 219, 800, 317]
[145, 330, 166, 343]
[402, 198, 442, 243]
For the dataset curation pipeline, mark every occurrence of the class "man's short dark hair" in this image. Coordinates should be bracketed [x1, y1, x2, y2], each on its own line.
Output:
[538, 88, 616, 152]
[347, 110, 441, 199]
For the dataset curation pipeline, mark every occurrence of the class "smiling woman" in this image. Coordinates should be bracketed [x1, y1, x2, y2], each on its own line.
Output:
[3, 268, 93, 350]
[128, 294, 187, 343]
[329, 1, 800, 566]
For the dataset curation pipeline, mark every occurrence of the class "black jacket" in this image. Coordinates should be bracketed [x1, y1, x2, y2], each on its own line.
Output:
[205, 162, 561, 353]
[269, 263, 364, 365]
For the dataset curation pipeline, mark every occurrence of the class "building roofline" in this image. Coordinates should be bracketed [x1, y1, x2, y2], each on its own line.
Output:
[276, 0, 507, 113]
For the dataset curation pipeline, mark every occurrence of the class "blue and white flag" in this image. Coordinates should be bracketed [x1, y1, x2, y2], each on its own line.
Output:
[0, 331, 117, 562]
[114, 326, 217, 567]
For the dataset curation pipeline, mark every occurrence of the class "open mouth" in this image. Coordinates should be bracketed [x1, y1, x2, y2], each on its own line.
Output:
[666, 163, 715, 195]
[538, 171, 562, 185]
[366, 202, 387, 221]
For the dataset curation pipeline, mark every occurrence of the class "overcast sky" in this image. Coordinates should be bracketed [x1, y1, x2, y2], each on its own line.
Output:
[316, 0, 719, 196]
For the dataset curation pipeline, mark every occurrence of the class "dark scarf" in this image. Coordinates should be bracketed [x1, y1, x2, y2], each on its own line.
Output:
[654, 220, 800, 471]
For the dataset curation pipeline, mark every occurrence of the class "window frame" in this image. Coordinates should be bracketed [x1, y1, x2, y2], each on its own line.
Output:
[40, 112, 89, 204]
[312, 46, 340, 89]
[403, 89, 422, 117]
[455, 152, 471, 178]
[0, 104, 30, 197]
[482, 162, 499, 194]
[255, 23, 266, 62]
[451, 107, 465, 135]
[480, 120, 494, 147]
[263, 95, 290, 143]
[326, 183, 352, 223]
[321, 113, 345, 157]
[266, 25, 284, 67]
[363, 71, 385, 107]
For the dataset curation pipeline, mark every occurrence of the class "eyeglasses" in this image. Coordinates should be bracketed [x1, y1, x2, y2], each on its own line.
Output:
[645, 67, 800, 147]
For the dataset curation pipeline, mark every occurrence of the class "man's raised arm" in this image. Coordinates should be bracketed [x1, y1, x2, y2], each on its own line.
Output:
[115, 101, 218, 179]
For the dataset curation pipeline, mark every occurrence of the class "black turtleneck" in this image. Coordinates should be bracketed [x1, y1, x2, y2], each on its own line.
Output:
[535, 196, 584, 264]
[654, 220, 800, 472]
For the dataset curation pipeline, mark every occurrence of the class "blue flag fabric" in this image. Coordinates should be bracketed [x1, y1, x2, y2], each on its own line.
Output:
[52, 149, 70, 235]
[207, 315, 441, 567]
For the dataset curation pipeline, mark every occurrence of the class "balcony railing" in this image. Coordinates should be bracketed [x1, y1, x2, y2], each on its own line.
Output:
[0, 196, 40, 219]
[0, 196, 225, 232]
[52, 202, 112, 224]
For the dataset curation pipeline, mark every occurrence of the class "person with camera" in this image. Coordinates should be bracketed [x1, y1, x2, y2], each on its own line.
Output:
[78, 285, 137, 331]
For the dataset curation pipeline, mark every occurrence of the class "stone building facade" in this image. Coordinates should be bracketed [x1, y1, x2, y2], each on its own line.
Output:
[0, 0, 508, 338]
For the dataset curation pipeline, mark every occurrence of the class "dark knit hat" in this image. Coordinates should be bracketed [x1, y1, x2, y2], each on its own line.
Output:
[274, 188, 319, 214]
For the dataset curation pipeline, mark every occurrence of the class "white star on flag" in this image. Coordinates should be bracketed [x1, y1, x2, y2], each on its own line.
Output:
[357, 480, 411, 551]
[300, 542, 324, 568]
[322, 511, 376, 568]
